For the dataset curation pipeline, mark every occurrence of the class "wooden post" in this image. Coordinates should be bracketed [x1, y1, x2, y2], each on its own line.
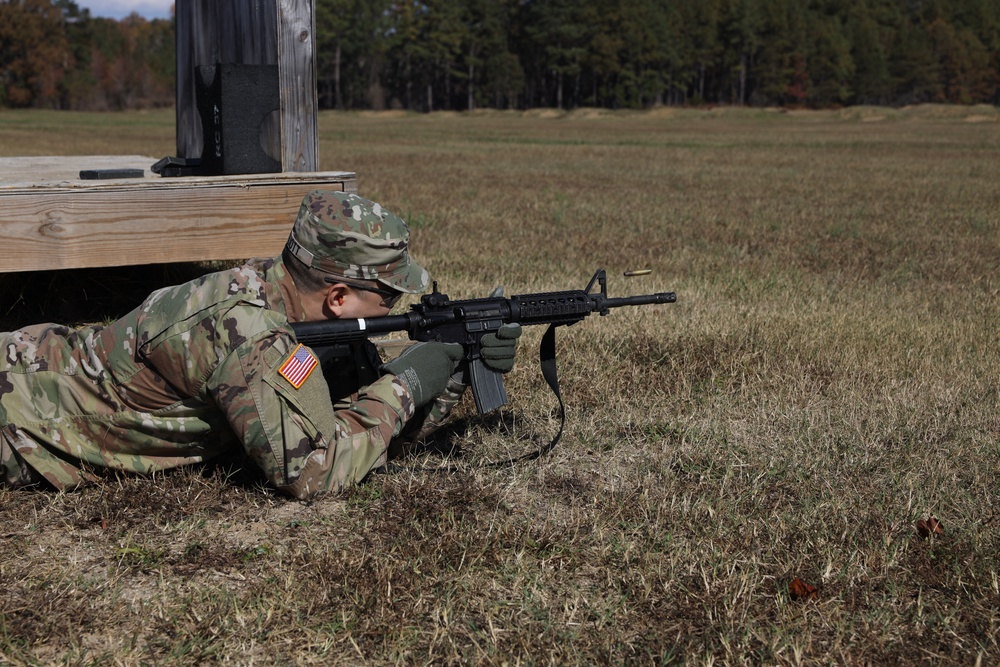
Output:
[175, 0, 318, 172]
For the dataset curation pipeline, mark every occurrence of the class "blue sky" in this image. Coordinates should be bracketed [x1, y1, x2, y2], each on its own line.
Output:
[81, 1, 174, 20]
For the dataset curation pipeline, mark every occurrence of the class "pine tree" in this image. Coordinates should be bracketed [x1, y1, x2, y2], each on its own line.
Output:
[847, 0, 893, 104]
[524, 0, 591, 108]
[804, 12, 855, 106]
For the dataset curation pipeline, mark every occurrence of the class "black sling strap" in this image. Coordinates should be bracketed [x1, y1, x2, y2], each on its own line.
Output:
[486, 323, 564, 468]
[382, 323, 566, 474]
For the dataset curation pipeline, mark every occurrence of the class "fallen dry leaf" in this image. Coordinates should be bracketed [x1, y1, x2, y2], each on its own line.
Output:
[788, 577, 818, 601]
[916, 517, 944, 539]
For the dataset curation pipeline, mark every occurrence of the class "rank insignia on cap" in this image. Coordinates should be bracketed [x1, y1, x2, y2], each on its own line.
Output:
[278, 344, 319, 389]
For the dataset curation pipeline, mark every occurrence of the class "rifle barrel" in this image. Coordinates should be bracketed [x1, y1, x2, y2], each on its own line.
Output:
[603, 292, 677, 309]
[293, 313, 413, 346]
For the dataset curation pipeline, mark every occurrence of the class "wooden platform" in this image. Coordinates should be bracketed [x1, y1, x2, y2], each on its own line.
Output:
[0, 155, 357, 272]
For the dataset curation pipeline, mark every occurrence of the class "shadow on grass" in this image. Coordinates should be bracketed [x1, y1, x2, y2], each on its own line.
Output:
[0, 263, 230, 330]
[389, 407, 557, 472]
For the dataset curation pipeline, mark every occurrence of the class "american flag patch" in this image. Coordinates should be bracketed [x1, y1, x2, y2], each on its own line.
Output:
[278, 344, 318, 389]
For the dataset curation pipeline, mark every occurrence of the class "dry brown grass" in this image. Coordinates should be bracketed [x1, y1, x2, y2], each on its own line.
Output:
[1, 106, 998, 665]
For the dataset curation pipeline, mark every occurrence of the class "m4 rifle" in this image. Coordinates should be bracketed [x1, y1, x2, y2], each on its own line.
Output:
[292, 269, 676, 459]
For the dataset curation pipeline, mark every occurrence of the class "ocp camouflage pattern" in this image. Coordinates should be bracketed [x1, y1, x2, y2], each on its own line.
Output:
[0, 256, 416, 498]
[285, 190, 430, 293]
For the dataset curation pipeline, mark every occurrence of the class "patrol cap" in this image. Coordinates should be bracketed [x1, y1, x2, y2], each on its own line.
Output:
[285, 190, 430, 294]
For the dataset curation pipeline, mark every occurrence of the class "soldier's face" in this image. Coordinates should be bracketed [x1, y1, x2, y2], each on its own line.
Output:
[337, 287, 393, 319]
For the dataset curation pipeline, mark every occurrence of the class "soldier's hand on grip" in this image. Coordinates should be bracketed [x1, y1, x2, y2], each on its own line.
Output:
[481, 323, 522, 374]
[381, 342, 464, 407]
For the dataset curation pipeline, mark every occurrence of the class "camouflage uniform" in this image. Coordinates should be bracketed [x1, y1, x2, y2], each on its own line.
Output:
[0, 191, 440, 499]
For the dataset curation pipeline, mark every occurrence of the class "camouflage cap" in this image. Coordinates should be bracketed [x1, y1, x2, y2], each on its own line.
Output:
[286, 190, 430, 294]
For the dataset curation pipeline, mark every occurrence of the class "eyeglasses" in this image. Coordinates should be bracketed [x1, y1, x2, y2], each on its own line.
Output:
[355, 284, 404, 309]
[325, 277, 404, 308]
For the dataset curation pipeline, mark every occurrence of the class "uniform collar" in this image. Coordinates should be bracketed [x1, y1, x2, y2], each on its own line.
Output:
[268, 257, 309, 323]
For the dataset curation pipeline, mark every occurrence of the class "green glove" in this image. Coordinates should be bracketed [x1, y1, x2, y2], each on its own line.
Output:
[480, 323, 522, 373]
[382, 342, 465, 407]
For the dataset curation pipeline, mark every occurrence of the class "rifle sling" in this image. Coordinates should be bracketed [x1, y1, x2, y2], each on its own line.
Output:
[485, 322, 564, 468]
[380, 323, 566, 475]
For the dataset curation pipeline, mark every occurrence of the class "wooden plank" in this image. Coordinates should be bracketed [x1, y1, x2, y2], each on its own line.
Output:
[277, 0, 319, 171]
[0, 156, 156, 188]
[0, 156, 356, 272]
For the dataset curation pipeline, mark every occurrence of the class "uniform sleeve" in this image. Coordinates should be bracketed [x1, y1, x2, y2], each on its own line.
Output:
[206, 333, 416, 499]
[388, 375, 468, 459]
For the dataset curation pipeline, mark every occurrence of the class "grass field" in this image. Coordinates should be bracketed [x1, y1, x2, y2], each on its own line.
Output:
[1, 105, 998, 665]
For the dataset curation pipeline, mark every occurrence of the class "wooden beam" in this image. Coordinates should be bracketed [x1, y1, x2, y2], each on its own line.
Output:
[0, 156, 356, 272]
[277, 0, 319, 172]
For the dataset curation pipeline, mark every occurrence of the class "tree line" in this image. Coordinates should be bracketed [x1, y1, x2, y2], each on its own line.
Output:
[0, 0, 174, 109]
[320, 0, 1000, 110]
[2, 0, 998, 111]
